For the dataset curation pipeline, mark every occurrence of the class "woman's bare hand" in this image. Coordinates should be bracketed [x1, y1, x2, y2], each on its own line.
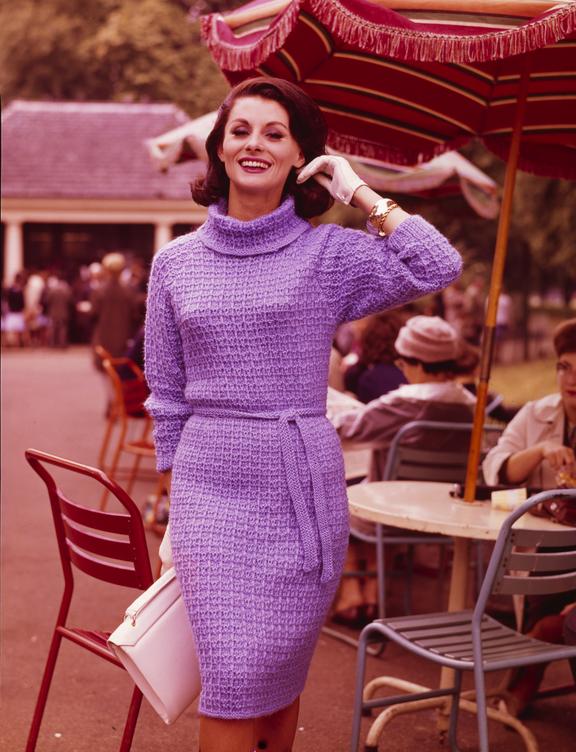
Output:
[539, 441, 575, 471]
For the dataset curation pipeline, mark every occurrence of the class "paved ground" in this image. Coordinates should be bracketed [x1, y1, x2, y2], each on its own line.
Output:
[1, 347, 574, 751]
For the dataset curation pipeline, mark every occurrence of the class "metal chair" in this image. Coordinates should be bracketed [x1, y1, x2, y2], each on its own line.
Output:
[351, 488, 576, 752]
[98, 355, 164, 510]
[24, 449, 154, 752]
[94, 345, 150, 475]
[353, 420, 502, 619]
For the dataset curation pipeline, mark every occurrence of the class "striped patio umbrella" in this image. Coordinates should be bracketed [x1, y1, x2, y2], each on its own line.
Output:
[146, 113, 499, 217]
[201, 0, 576, 177]
[200, 0, 576, 502]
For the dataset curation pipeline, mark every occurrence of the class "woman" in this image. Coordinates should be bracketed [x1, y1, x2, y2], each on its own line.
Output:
[343, 310, 407, 403]
[144, 77, 462, 752]
[483, 317, 576, 489]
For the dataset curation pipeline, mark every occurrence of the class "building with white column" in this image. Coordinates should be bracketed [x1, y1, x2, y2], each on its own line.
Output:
[1, 101, 208, 283]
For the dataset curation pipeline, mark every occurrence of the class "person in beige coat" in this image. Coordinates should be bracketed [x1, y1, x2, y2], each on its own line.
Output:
[483, 318, 576, 490]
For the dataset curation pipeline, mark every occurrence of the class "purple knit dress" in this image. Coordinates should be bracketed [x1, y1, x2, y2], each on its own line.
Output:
[144, 197, 461, 718]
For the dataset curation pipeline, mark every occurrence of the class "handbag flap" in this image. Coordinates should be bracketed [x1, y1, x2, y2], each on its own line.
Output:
[111, 567, 182, 646]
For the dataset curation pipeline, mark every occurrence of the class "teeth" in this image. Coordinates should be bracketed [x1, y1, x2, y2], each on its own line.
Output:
[240, 160, 269, 168]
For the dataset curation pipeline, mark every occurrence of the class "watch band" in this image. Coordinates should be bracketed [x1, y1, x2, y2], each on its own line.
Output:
[368, 198, 400, 237]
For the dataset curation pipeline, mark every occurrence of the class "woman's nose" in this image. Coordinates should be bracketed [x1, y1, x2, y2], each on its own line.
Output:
[245, 131, 264, 150]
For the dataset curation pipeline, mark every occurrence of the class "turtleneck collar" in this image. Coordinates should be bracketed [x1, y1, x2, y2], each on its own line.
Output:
[198, 197, 310, 257]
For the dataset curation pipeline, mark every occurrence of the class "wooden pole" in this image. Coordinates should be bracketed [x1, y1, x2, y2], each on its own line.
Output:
[463, 63, 531, 502]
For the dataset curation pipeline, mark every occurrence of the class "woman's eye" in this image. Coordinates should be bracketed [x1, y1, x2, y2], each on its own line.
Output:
[267, 132, 283, 140]
[231, 128, 249, 136]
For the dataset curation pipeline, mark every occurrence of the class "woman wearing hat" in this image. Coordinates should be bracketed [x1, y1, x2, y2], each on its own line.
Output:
[332, 315, 475, 625]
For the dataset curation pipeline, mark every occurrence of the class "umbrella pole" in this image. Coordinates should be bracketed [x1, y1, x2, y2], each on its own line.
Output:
[463, 63, 531, 503]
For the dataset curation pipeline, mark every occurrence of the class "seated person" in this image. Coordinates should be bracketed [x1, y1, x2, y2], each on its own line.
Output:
[483, 318, 576, 716]
[330, 315, 475, 626]
[483, 318, 576, 490]
[335, 315, 475, 481]
[343, 310, 407, 403]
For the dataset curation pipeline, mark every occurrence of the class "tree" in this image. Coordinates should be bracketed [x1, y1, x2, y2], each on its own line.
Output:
[0, 0, 230, 116]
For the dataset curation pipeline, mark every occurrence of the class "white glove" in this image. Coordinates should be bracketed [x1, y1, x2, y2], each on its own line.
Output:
[296, 155, 367, 205]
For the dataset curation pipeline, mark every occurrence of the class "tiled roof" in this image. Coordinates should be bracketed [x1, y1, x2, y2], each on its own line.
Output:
[1, 100, 205, 200]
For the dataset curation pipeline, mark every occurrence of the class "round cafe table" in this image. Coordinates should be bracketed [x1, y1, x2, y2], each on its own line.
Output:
[347, 480, 562, 752]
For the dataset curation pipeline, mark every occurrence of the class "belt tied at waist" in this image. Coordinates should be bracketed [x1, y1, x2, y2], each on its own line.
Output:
[193, 406, 335, 583]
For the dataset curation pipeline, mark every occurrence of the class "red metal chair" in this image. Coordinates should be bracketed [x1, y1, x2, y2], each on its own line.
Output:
[24, 449, 154, 752]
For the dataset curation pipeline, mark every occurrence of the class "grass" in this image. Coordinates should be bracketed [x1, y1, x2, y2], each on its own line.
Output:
[490, 358, 557, 405]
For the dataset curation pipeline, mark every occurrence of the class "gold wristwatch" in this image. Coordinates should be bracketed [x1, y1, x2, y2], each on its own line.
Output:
[368, 198, 400, 237]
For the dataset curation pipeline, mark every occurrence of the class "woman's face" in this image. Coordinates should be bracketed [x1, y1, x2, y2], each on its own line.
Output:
[218, 96, 305, 208]
[557, 351, 576, 416]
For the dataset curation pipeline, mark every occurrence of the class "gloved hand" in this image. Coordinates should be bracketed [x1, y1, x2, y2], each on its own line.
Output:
[296, 155, 367, 205]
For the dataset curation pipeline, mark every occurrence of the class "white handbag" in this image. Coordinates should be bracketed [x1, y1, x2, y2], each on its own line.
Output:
[107, 567, 201, 724]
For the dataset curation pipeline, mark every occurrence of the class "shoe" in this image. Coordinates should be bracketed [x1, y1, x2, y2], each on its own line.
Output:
[331, 606, 365, 629]
[363, 604, 379, 623]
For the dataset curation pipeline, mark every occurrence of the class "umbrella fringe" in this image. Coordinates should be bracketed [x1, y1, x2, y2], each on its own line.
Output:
[200, 1, 303, 72]
[309, 0, 576, 63]
[327, 130, 471, 168]
[201, 0, 576, 69]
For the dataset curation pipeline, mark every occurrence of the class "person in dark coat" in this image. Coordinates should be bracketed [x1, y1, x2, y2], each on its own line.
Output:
[91, 252, 139, 368]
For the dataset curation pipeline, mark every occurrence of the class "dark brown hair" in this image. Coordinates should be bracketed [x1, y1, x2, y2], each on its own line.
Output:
[553, 318, 576, 357]
[359, 311, 405, 367]
[191, 77, 333, 219]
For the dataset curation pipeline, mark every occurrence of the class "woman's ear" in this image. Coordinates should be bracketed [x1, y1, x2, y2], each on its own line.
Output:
[294, 150, 305, 169]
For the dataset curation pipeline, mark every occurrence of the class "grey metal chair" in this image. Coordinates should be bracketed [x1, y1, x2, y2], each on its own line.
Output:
[351, 420, 502, 619]
[350, 488, 576, 752]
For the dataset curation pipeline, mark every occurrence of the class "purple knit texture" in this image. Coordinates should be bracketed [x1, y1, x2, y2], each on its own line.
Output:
[144, 197, 461, 718]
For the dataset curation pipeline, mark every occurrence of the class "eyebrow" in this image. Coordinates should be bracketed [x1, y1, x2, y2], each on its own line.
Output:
[228, 118, 289, 129]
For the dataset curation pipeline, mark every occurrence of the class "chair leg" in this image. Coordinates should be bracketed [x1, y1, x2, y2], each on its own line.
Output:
[376, 525, 386, 620]
[404, 545, 415, 615]
[126, 453, 143, 496]
[448, 670, 463, 752]
[473, 659, 491, 752]
[101, 433, 126, 510]
[25, 631, 63, 752]
[98, 413, 117, 472]
[350, 628, 371, 752]
[118, 686, 144, 752]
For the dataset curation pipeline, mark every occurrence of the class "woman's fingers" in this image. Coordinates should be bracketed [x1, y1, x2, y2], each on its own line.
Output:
[312, 172, 332, 191]
[296, 155, 333, 184]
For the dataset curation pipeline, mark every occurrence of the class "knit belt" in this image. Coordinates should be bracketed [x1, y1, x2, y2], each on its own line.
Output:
[193, 406, 335, 583]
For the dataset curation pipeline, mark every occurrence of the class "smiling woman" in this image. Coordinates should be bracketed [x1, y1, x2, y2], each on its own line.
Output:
[144, 76, 463, 752]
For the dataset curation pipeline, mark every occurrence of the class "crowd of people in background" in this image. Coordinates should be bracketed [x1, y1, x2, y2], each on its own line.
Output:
[0, 254, 148, 350]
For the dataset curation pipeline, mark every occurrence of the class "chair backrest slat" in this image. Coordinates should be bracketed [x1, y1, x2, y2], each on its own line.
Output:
[474, 489, 576, 620]
[510, 527, 576, 548]
[507, 549, 576, 572]
[384, 420, 502, 483]
[67, 542, 147, 589]
[62, 518, 137, 562]
[25, 449, 153, 593]
[394, 447, 469, 483]
[58, 493, 132, 535]
[496, 571, 576, 596]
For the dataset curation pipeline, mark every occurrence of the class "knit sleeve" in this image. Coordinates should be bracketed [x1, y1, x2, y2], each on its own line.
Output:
[317, 215, 462, 324]
[144, 251, 193, 472]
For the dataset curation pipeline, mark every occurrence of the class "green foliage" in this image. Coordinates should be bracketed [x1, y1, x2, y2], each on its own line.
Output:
[0, 0, 230, 116]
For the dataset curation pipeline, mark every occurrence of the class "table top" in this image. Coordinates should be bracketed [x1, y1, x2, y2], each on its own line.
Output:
[347, 480, 562, 541]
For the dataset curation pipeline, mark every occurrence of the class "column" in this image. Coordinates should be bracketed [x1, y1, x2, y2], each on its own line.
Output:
[3, 220, 24, 284]
[154, 221, 172, 253]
